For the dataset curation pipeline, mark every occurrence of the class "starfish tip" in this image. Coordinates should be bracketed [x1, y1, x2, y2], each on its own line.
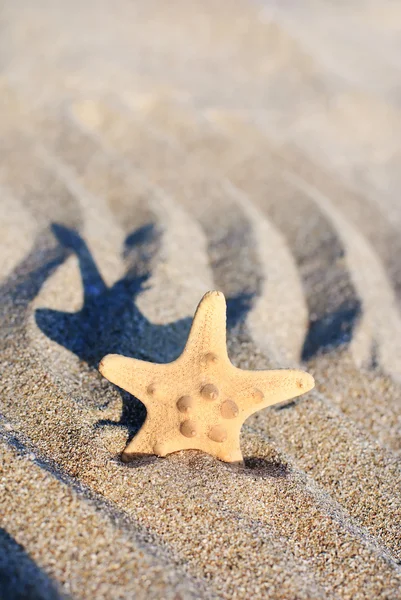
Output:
[302, 371, 315, 392]
[201, 289, 225, 304]
[292, 370, 315, 395]
[120, 451, 133, 463]
[98, 353, 120, 378]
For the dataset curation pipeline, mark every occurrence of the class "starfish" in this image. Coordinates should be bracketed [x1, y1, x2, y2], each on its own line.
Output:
[99, 291, 315, 463]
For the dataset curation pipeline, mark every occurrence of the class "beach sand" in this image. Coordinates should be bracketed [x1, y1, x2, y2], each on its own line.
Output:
[1, 0, 401, 598]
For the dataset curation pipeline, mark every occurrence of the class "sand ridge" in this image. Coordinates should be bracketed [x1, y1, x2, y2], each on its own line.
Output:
[1, 1, 401, 598]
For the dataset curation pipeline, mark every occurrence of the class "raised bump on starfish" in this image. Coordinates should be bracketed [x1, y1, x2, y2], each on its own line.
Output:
[99, 290, 315, 463]
[231, 368, 315, 418]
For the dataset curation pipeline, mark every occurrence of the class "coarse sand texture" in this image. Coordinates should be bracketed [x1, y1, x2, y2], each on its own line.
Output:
[2, 0, 401, 599]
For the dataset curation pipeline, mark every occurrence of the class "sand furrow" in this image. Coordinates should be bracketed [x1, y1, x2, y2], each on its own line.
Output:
[287, 170, 401, 369]
[0, 130, 84, 354]
[0, 191, 42, 282]
[0, 133, 81, 231]
[2, 353, 401, 600]
[0, 187, 399, 597]
[2, 347, 401, 600]
[191, 110, 401, 449]
[279, 147, 401, 309]
[0, 124, 126, 404]
[1, 0, 401, 598]
[51, 97, 401, 561]
[0, 433, 209, 600]
[202, 112, 362, 359]
[127, 97, 401, 446]
[69, 98, 307, 364]
[0, 114, 323, 597]
[0, 128, 84, 340]
[0, 364, 323, 599]
[38, 107, 212, 326]
[99, 99, 401, 558]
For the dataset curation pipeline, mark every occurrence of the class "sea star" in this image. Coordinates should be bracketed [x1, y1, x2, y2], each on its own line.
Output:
[99, 291, 315, 463]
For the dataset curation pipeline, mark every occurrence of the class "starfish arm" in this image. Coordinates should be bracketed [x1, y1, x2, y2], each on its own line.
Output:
[99, 354, 169, 406]
[122, 420, 155, 458]
[234, 368, 315, 416]
[181, 290, 229, 361]
[213, 438, 244, 464]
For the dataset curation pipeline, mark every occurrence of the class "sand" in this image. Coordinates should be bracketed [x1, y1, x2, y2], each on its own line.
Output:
[0, 0, 401, 598]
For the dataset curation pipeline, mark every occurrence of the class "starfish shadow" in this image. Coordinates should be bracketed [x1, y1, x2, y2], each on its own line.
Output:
[35, 223, 191, 440]
[183, 450, 288, 478]
[241, 456, 289, 478]
[35, 223, 255, 446]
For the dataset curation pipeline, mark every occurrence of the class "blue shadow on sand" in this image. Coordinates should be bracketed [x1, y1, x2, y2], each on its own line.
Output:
[301, 303, 361, 361]
[35, 223, 254, 366]
[0, 528, 62, 600]
[34, 223, 254, 442]
[32, 223, 362, 437]
[0, 218, 360, 473]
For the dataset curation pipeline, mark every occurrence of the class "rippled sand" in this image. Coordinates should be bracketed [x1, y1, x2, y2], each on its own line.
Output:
[1, 1, 401, 598]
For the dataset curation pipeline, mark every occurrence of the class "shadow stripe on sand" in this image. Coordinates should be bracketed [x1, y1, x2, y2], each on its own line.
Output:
[130, 98, 401, 428]
[26, 97, 400, 568]
[111, 98, 401, 558]
[0, 116, 324, 597]
[0, 429, 210, 600]
[135, 96, 364, 361]
[201, 110, 401, 445]
[0, 111, 396, 596]
[37, 106, 214, 324]
[69, 98, 308, 364]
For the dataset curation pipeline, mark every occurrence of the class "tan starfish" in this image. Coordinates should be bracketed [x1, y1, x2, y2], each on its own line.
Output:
[99, 291, 315, 463]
